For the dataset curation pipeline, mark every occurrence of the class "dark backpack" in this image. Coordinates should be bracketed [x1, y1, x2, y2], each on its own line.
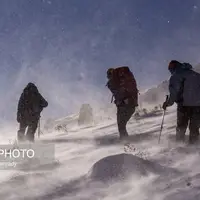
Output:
[108, 66, 138, 105]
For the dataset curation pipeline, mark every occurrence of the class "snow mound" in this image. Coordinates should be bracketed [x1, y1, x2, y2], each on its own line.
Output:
[87, 153, 177, 182]
[78, 104, 94, 126]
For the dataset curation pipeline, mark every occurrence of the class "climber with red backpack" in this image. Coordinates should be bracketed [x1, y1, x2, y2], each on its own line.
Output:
[106, 66, 139, 139]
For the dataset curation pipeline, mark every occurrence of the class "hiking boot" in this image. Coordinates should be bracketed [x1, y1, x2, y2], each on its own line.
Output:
[119, 133, 129, 140]
[176, 130, 185, 142]
[25, 134, 35, 142]
[189, 135, 199, 144]
[17, 131, 25, 142]
[175, 135, 185, 142]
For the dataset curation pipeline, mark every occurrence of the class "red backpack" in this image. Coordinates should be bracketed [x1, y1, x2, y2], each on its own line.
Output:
[112, 66, 138, 104]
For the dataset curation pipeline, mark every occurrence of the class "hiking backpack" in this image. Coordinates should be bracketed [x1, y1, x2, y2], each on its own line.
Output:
[109, 66, 138, 105]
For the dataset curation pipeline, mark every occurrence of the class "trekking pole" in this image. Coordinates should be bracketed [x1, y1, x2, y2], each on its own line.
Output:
[158, 95, 169, 144]
[38, 118, 40, 138]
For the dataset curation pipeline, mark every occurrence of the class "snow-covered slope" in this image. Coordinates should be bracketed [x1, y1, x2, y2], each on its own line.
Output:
[0, 105, 200, 200]
[139, 63, 200, 108]
[139, 80, 169, 107]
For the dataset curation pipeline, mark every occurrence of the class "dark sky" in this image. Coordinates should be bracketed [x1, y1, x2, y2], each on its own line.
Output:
[1, 0, 200, 87]
[1, 0, 200, 119]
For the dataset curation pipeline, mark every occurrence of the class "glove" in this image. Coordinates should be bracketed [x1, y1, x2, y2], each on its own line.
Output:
[162, 101, 168, 110]
[114, 100, 122, 106]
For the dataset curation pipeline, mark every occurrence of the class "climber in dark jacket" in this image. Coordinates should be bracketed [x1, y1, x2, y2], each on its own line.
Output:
[106, 67, 138, 139]
[163, 60, 200, 144]
[17, 82, 48, 142]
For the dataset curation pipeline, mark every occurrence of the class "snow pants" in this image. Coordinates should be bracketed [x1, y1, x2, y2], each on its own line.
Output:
[176, 105, 200, 144]
[117, 104, 135, 139]
[17, 116, 39, 142]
